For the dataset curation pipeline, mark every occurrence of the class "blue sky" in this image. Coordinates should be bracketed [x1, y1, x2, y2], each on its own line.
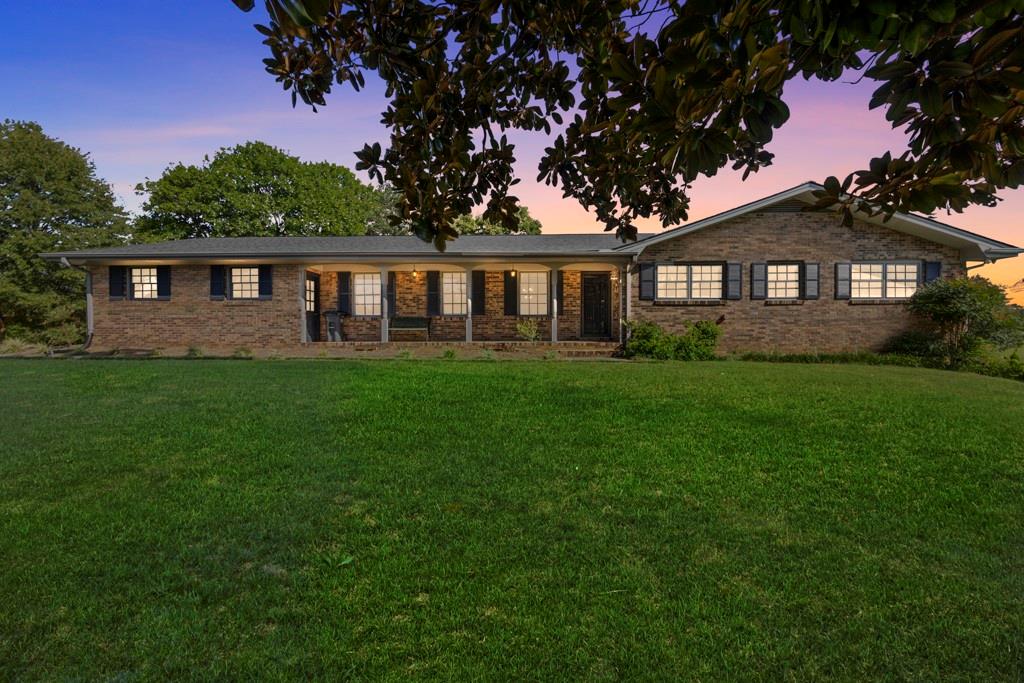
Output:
[2, 1, 1022, 289]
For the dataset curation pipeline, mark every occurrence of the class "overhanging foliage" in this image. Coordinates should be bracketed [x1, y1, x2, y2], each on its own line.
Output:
[233, 0, 1024, 247]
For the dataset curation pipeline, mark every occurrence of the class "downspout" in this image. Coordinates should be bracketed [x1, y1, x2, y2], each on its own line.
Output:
[60, 257, 94, 351]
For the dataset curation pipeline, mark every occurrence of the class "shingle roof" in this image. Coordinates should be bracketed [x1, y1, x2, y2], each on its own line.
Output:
[44, 234, 648, 261]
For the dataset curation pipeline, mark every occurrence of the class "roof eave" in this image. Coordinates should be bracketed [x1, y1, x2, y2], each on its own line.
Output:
[42, 250, 633, 264]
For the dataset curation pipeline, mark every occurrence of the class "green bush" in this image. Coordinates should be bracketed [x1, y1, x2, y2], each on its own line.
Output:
[623, 320, 720, 360]
[968, 353, 1024, 382]
[515, 318, 540, 342]
[907, 276, 1011, 364]
[882, 330, 939, 357]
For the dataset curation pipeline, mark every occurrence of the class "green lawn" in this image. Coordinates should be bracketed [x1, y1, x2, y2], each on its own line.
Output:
[1, 359, 1022, 681]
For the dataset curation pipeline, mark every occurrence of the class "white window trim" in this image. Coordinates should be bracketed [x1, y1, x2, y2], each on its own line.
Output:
[851, 260, 920, 300]
[655, 263, 724, 301]
[353, 272, 382, 317]
[230, 267, 260, 300]
[766, 262, 802, 300]
[441, 271, 468, 316]
[305, 278, 317, 313]
[130, 267, 159, 300]
[518, 271, 549, 316]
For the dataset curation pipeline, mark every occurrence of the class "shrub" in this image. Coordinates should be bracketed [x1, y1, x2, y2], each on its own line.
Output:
[516, 318, 540, 342]
[964, 346, 1024, 382]
[988, 305, 1024, 351]
[441, 347, 457, 360]
[623, 320, 720, 360]
[908, 276, 1011, 364]
[883, 330, 939, 357]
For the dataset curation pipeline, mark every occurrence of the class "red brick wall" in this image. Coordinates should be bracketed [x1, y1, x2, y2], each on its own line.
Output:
[90, 264, 304, 350]
[629, 211, 964, 353]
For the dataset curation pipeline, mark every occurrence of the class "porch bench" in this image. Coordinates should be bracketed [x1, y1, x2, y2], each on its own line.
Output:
[390, 316, 431, 341]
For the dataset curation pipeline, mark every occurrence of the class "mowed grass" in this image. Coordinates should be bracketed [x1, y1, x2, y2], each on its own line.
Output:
[1, 359, 1022, 681]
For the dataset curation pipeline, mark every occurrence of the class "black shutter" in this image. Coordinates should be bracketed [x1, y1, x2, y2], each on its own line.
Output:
[557, 271, 565, 315]
[387, 271, 397, 316]
[835, 262, 851, 300]
[471, 270, 486, 315]
[156, 266, 171, 300]
[426, 271, 440, 316]
[803, 263, 820, 300]
[503, 270, 517, 315]
[726, 263, 742, 300]
[210, 265, 226, 300]
[923, 261, 942, 283]
[337, 272, 351, 314]
[258, 265, 273, 299]
[108, 266, 127, 300]
[638, 264, 655, 300]
[750, 263, 767, 300]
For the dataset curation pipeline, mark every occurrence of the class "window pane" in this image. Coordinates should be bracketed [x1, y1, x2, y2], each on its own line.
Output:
[886, 263, 918, 299]
[690, 264, 722, 299]
[305, 279, 316, 312]
[442, 272, 467, 315]
[231, 267, 260, 299]
[767, 263, 800, 299]
[656, 265, 687, 299]
[518, 271, 548, 315]
[851, 263, 883, 299]
[354, 273, 381, 316]
[131, 267, 158, 299]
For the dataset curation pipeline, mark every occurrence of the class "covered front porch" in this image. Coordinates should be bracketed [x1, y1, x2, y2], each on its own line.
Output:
[299, 260, 628, 344]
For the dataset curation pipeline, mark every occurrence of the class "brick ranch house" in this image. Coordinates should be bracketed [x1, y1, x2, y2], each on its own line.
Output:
[43, 183, 1022, 354]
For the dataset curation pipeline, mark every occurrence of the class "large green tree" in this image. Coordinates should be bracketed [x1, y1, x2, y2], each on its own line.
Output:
[233, 0, 1024, 247]
[365, 188, 543, 236]
[0, 120, 127, 345]
[452, 206, 542, 235]
[134, 141, 385, 240]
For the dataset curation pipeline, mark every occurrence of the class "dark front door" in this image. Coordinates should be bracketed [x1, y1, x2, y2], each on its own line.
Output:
[581, 273, 612, 338]
[305, 272, 321, 342]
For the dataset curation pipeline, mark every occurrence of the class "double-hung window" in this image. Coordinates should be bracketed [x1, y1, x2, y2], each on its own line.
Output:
[852, 262, 918, 300]
[766, 263, 801, 299]
[518, 272, 548, 315]
[442, 272, 467, 315]
[656, 264, 723, 300]
[231, 267, 260, 299]
[353, 273, 381, 316]
[130, 267, 159, 299]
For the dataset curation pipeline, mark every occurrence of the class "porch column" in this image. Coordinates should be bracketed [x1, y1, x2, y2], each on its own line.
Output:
[550, 268, 558, 343]
[299, 269, 308, 343]
[618, 265, 625, 343]
[625, 262, 633, 323]
[380, 266, 389, 343]
[85, 270, 94, 340]
[464, 265, 474, 342]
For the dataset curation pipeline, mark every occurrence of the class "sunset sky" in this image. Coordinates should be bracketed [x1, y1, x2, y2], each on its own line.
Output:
[3, 3, 1021, 298]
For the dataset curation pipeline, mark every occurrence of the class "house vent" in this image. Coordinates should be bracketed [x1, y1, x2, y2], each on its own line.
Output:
[757, 198, 817, 213]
